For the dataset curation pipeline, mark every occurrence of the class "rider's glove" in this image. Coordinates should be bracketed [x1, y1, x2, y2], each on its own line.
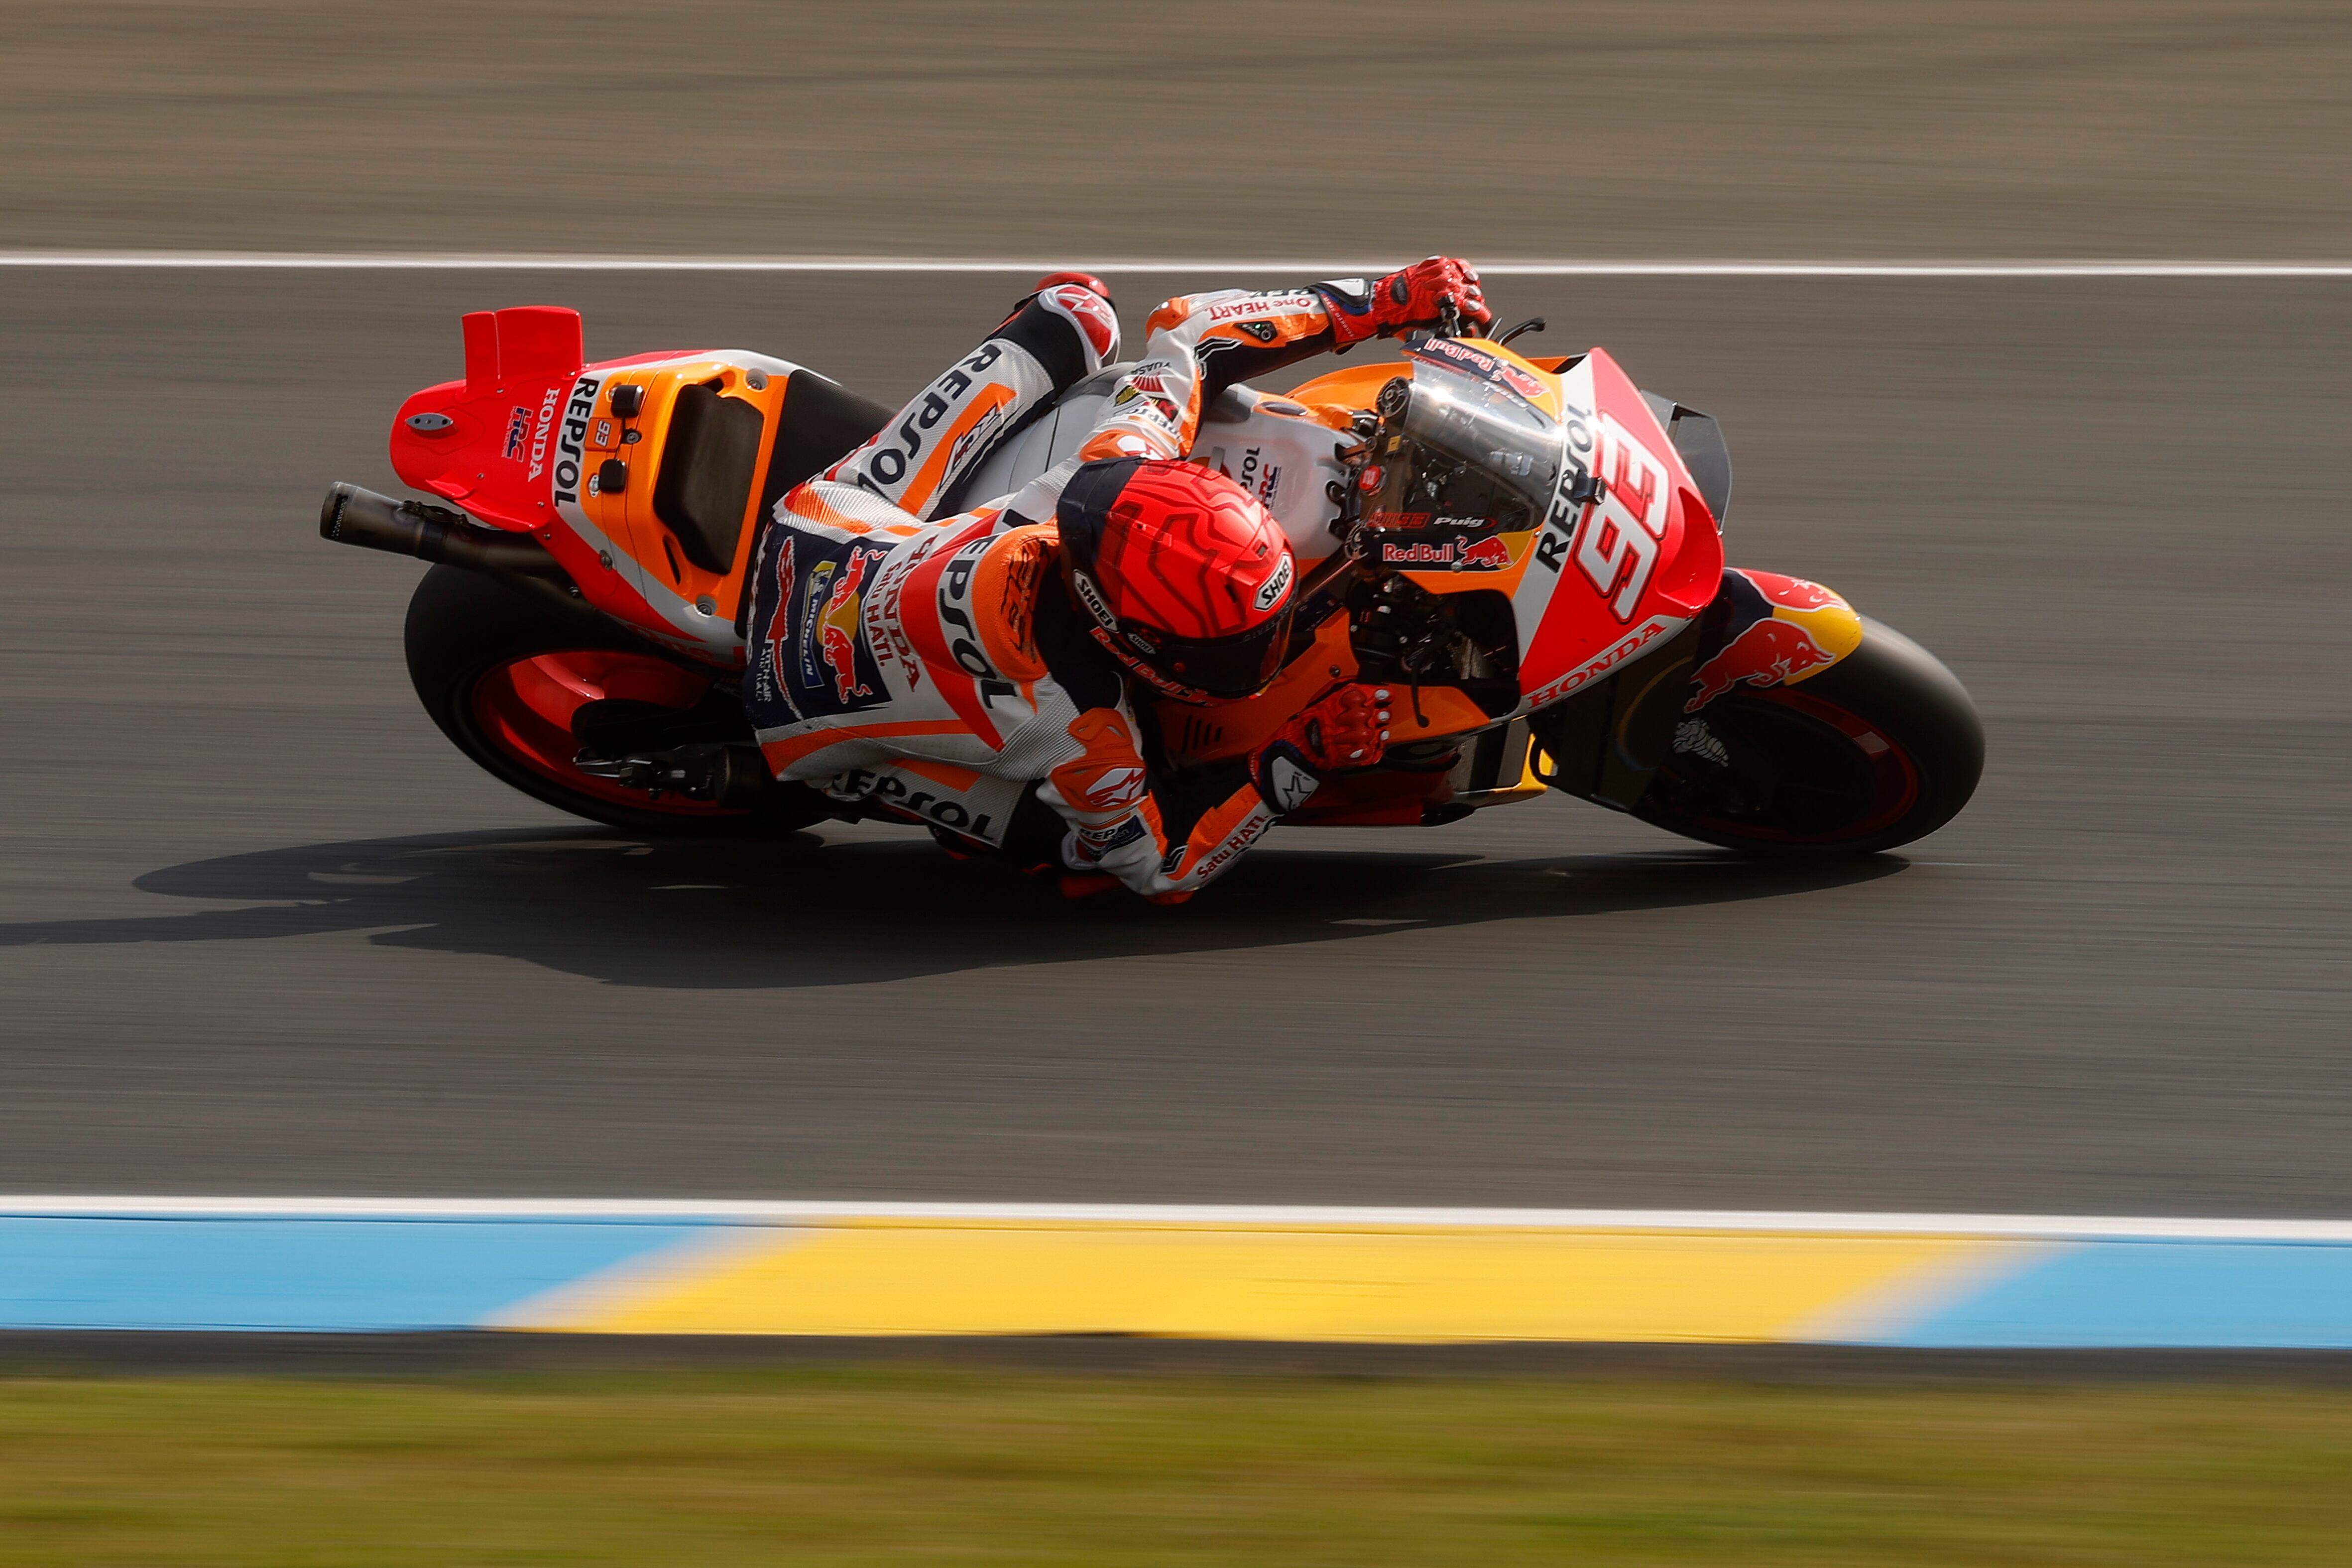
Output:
[1251, 685, 1394, 814]
[1323, 258, 1492, 346]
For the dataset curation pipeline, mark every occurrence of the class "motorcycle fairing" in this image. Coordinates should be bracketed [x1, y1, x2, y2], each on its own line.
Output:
[1529, 567, 1864, 812]
[533, 352, 805, 665]
[389, 308, 838, 666]
[1285, 342, 1724, 721]
[1682, 569, 1864, 712]
[1191, 388, 1359, 564]
[1503, 348, 1722, 708]
[378, 317, 1743, 830]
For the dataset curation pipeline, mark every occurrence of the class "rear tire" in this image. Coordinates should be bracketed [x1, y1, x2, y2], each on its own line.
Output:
[1635, 616, 1983, 855]
[403, 565, 830, 836]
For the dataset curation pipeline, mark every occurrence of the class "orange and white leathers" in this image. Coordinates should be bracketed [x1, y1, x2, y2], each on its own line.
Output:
[1069, 283, 1372, 466]
[747, 281, 1382, 898]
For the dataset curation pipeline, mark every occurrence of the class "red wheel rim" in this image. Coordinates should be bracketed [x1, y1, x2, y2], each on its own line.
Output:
[1675, 684, 1921, 845]
[468, 650, 743, 816]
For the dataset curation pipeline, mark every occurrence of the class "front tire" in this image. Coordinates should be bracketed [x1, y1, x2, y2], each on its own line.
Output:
[1635, 616, 1983, 855]
[403, 565, 829, 836]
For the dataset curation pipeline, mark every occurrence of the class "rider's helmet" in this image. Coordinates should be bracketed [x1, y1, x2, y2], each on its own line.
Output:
[1056, 457, 1297, 704]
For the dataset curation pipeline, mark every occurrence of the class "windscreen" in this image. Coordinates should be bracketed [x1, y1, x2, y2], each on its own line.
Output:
[1369, 346, 1562, 532]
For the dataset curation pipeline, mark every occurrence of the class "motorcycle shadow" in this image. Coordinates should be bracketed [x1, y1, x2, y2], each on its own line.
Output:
[0, 826, 1906, 990]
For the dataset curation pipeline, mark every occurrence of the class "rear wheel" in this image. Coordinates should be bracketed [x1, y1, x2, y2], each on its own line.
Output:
[403, 565, 829, 836]
[1635, 617, 1982, 855]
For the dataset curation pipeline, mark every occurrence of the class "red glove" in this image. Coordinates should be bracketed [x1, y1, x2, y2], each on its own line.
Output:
[1327, 258, 1491, 345]
[1252, 685, 1395, 813]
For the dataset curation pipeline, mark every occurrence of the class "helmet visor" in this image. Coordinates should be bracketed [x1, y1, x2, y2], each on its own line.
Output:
[1133, 603, 1296, 699]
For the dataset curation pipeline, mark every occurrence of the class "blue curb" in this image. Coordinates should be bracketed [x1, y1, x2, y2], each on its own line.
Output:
[0, 1219, 706, 1331]
[1892, 1242, 2352, 1348]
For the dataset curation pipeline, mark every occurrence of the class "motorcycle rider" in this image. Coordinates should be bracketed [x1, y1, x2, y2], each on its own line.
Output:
[743, 258, 1493, 900]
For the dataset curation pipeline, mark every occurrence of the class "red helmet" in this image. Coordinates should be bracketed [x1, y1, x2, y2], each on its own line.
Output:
[1056, 457, 1298, 703]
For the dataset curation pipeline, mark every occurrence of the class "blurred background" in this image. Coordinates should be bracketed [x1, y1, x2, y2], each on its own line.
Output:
[8, 0, 2351, 258]
[4, 3, 2351, 1563]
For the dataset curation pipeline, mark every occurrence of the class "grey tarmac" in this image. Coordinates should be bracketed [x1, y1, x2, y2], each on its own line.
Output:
[0, 267, 2345, 1214]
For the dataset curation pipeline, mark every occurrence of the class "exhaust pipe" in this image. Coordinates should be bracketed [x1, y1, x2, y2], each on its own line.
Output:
[318, 482, 572, 583]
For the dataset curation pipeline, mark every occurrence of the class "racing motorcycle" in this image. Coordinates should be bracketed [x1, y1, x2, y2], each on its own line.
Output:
[318, 302, 1982, 858]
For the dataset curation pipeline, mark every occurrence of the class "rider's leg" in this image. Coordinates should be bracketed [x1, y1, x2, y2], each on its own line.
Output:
[821, 275, 1120, 520]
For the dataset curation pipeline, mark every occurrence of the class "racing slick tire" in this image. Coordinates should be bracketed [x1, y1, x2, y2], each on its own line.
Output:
[1633, 617, 1983, 856]
[403, 564, 831, 837]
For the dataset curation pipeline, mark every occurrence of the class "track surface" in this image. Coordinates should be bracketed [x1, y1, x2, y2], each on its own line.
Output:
[2, 269, 2346, 1212]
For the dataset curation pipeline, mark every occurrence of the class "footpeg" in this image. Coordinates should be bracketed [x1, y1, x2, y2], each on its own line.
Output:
[573, 743, 771, 805]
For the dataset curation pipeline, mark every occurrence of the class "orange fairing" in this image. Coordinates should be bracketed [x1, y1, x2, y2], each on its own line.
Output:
[544, 360, 788, 661]
[1284, 359, 1409, 415]
[391, 310, 796, 664]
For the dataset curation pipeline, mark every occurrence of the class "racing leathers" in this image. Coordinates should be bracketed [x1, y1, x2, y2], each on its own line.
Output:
[742, 263, 1484, 899]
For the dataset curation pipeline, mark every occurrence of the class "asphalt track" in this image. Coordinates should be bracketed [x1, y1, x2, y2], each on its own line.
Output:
[2, 267, 2347, 1215]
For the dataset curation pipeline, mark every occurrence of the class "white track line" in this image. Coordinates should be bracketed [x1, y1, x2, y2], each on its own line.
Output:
[2, 253, 2351, 278]
[1, 1198, 2348, 1240]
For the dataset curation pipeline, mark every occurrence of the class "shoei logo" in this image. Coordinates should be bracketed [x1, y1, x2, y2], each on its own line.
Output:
[1253, 551, 1294, 611]
[1072, 570, 1119, 631]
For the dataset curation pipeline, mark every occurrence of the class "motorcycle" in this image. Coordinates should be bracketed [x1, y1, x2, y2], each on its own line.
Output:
[319, 301, 1982, 859]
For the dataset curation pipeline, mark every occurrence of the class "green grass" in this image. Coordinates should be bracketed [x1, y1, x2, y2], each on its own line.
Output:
[0, 1368, 2348, 1565]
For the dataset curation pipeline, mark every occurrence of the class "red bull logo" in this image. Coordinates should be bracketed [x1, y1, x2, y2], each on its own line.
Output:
[1684, 570, 1865, 711]
[1378, 533, 1513, 571]
[818, 550, 875, 701]
[1498, 363, 1545, 402]
[1686, 620, 1838, 710]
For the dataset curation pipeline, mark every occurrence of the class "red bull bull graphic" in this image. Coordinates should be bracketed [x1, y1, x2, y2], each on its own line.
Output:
[753, 535, 802, 722]
[816, 550, 878, 702]
[1457, 535, 1513, 569]
[1687, 619, 1839, 709]
[1685, 569, 1864, 712]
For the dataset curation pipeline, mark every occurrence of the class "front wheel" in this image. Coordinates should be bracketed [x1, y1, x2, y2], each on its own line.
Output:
[403, 565, 829, 836]
[1635, 617, 1983, 855]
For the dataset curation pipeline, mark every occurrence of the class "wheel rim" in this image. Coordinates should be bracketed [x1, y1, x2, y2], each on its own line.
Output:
[1654, 686, 1921, 845]
[466, 650, 744, 816]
